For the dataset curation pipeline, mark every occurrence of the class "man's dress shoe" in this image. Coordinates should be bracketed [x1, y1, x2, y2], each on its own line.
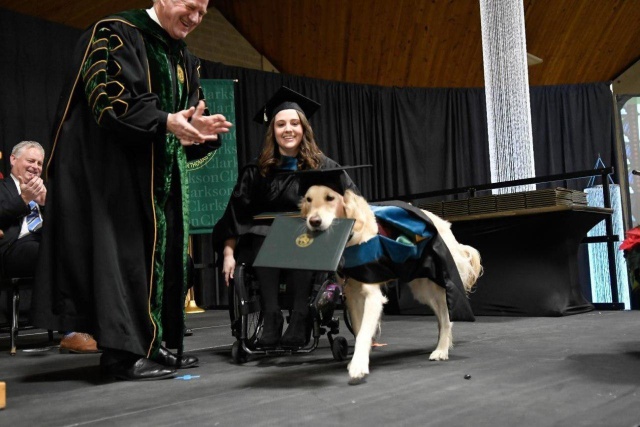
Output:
[151, 346, 199, 369]
[104, 357, 176, 381]
[59, 332, 100, 354]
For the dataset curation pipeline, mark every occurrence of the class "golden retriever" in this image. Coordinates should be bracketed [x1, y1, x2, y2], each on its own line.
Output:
[300, 185, 482, 384]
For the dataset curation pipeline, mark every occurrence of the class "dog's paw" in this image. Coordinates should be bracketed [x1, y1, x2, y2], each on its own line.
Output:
[347, 359, 369, 381]
[429, 349, 449, 361]
[348, 376, 367, 386]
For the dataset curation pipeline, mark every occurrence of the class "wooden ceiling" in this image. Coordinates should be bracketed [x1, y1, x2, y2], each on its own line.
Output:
[2, 0, 639, 88]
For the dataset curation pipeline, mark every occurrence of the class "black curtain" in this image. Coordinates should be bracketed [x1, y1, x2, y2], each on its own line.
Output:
[0, 9, 618, 310]
[530, 84, 616, 190]
[200, 61, 492, 200]
[201, 61, 616, 200]
[0, 9, 81, 172]
[0, 8, 616, 199]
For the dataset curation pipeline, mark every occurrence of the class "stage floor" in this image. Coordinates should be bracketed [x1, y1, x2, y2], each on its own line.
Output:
[1, 309, 640, 426]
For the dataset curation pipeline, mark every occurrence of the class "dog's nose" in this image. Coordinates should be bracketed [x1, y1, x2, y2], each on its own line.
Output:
[309, 215, 322, 229]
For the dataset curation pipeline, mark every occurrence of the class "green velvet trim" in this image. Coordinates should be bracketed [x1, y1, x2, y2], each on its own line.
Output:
[82, 27, 114, 124]
[112, 10, 192, 355]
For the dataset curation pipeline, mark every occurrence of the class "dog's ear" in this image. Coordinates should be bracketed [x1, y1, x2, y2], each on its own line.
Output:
[299, 195, 309, 217]
[343, 190, 368, 231]
[343, 190, 359, 220]
[345, 190, 371, 217]
[343, 190, 378, 241]
[343, 189, 354, 202]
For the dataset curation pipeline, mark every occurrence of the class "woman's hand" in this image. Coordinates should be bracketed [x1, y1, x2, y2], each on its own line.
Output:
[222, 238, 237, 287]
[222, 254, 236, 287]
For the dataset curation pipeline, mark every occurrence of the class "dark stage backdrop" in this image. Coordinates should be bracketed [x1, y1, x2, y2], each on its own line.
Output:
[0, 9, 81, 167]
[200, 61, 617, 201]
[0, 8, 618, 309]
[0, 8, 617, 200]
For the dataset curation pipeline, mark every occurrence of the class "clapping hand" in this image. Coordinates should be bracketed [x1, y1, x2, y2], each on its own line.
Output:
[19, 175, 46, 206]
[167, 100, 232, 146]
[190, 100, 232, 143]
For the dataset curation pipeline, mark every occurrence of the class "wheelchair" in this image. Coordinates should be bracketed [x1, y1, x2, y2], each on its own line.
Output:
[228, 263, 350, 363]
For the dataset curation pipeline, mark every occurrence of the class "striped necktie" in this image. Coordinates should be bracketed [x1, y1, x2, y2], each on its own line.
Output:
[26, 201, 42, 233]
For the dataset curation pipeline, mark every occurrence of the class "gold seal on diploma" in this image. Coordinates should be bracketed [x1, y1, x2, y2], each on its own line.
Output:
[176, 64, 185, 84]
[295, 233, 314, 248]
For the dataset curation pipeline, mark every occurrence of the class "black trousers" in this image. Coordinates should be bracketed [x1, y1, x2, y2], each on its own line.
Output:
[3, 232, 40, 277]
[254, 267, 315, 314]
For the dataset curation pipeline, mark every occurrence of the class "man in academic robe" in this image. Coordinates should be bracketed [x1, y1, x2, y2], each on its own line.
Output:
[32, 0, 232, 380]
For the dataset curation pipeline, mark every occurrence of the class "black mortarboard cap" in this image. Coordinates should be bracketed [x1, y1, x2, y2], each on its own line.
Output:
[296, 165, 372, 195]
[253, 86, 321, 124]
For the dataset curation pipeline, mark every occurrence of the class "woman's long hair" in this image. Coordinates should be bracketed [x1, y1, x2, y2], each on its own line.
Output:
[257, 111, 324, 176]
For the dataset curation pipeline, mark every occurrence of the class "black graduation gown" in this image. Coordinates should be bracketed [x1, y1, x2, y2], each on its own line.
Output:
[213, 156, 355, 265]
[32, 10, 215, 357]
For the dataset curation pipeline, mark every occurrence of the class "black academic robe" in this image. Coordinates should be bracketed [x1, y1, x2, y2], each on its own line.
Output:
[32, 10, 216, 357]
[213, 156, 355, 265]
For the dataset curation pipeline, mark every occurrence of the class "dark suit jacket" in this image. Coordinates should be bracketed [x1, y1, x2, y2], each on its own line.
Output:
[0, 177, 32, 254]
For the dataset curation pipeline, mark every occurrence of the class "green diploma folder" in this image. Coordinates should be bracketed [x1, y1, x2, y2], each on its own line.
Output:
[252, 216, 355, 271]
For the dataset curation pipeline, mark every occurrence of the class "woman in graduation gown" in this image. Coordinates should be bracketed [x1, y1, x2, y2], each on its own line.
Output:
[214, 87, 356, 348]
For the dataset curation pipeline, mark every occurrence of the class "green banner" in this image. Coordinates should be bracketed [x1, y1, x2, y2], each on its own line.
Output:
[187, 79, 238, 234]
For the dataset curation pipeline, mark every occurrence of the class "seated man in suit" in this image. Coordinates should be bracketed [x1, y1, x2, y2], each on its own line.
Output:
[0, 141, 98, 353]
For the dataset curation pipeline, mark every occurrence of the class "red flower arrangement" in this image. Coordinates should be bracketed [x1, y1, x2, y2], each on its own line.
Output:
[620, 227, 640, 251]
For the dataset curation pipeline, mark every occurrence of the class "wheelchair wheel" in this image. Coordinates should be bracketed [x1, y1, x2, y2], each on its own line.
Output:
[229, 264, 262, 345]
[331, 336, 349, 361]
[231, 340, 248, 364]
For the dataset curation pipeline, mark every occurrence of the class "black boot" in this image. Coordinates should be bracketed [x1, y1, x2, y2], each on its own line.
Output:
[257, 311, 284, 347]
[280, 311, 310, 348]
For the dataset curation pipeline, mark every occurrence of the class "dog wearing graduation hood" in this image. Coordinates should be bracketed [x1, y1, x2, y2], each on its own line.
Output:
[299, 167, 482, 384]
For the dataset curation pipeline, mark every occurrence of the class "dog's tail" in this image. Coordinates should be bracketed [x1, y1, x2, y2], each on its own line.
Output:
[457, 244, 482, 293]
